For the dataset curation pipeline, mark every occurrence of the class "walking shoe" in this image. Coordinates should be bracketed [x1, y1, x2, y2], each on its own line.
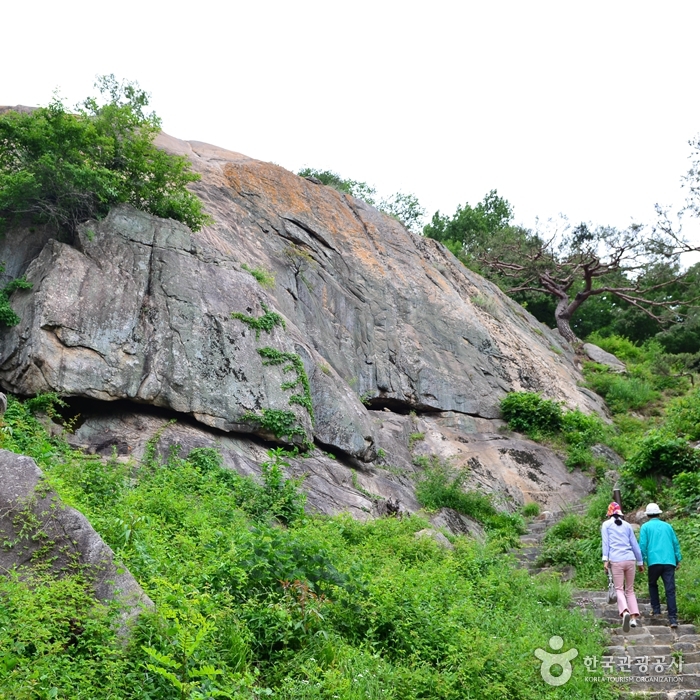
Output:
[669, 619, 678, 629]
[622, 612, 631, 632]
[630, 618, 638, 628]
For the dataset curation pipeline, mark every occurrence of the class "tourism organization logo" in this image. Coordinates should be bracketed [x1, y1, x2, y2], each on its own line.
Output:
[535, 636, 579, 686]
[534, 636, 686, 687]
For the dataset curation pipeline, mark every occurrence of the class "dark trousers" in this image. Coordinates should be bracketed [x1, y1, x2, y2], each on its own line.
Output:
[648, 564, 677, 621]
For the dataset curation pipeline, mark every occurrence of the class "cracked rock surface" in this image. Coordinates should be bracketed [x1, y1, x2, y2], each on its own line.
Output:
[0, 133, 606, 517]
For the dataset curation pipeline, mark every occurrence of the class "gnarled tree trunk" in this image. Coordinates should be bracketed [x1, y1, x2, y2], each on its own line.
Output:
[554, 296, 577, 344]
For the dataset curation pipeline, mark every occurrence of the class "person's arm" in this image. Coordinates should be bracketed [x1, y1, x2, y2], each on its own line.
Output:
[601, 522, 610, 566]
[672, 527, 682, 565]
[629, 525, 643, 566]
[639, 524, 648, 564]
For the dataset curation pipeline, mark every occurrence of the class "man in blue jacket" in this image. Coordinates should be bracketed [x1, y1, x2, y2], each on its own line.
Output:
[639, 503, 682, 628]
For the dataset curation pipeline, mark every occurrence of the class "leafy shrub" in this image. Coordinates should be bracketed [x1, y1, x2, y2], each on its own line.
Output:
[565, 444, 595, 471]
[586, 332, 646, 363]
[666, 388, 700, 440]
[561, 409, 605, 447]
[672, 471, 700, 514]
[0, 75, 209, 237]
[500, 391, 563, 437]
[537, 514, 601, 575]
[674, 516, 700, 622]
[407, 432, 424, 450]
[561, 411, 607, 471]
[241, 263, 275, 289]
[0, 571, 135, 699]
[24, 391, 67, 417]
[415, 458, 524, 545]
[624, 430, 700, 477]
[584, 369, 659, 413]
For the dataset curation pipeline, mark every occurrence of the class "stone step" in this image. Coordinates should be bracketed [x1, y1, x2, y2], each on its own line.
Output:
[608, 627, 695, 651]
[621, 691, 700, 699]
[605, 644, 675, 657]
[515, 552, 540, 563]
[626, 674, 700, 691]
[617, 651, 700, 666]
[513, 506, 700, 699]
[611, 626, 696, 640]
[519, 536, 540, 545]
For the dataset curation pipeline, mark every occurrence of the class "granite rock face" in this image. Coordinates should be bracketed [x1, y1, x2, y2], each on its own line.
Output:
[0, 131, 608, 515]
[0, 449, 151, 623]
[0, 208, 374, 459]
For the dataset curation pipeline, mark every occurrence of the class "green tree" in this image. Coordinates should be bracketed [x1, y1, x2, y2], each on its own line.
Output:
[0, 75, 209, 238]
[428, 192, 700, 344]
[423, 189, 514, 252]
[481, 222, 700, 343]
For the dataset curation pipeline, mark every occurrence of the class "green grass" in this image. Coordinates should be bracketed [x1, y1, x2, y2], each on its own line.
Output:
[0, 395, 618, 699]
[522, 502, 541, 517]
[414, 456, 526, 548]
[241, 263, 275, 289]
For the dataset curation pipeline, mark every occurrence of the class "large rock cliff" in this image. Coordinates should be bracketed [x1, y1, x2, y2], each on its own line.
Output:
[0, 132, 605, 518]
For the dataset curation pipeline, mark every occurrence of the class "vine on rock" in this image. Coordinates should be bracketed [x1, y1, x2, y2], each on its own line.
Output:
[233, 302, 315, 451]
[0, 264, 32, 328]
[257, 347, 314, 421]
[231, 303, 285, 340]
[241, 408, 311, 450]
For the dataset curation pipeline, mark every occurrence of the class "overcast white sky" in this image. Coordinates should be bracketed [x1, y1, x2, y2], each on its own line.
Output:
[3, 1, 700, 243]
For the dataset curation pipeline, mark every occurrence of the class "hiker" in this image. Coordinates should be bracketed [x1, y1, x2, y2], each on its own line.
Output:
[639, 502, 682, 628]
[602, 501, 644, 632]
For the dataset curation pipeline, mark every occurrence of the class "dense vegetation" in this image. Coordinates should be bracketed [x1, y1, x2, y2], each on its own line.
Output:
[0, 76, 209, 239]
[0, 397, 616, 699]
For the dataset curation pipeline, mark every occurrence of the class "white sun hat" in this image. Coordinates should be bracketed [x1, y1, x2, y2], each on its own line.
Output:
[645, 503, 663, 515]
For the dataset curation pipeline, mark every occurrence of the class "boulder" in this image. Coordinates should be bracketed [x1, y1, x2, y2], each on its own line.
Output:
[0, 449, 151, 626]
[583, 343, 626, 373]
[415, 528, 454, 550]
[590, 443, 624, 466]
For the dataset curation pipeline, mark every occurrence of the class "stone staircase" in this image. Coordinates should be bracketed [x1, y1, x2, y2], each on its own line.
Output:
[516, 507, 700, 699]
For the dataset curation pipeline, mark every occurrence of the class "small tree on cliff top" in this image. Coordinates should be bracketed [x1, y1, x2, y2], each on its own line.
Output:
[0, 75, 209, 237]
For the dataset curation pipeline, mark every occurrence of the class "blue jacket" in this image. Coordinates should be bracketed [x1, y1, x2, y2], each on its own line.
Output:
[601, 517, 643, 564]
[639, 518, 682, 566]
